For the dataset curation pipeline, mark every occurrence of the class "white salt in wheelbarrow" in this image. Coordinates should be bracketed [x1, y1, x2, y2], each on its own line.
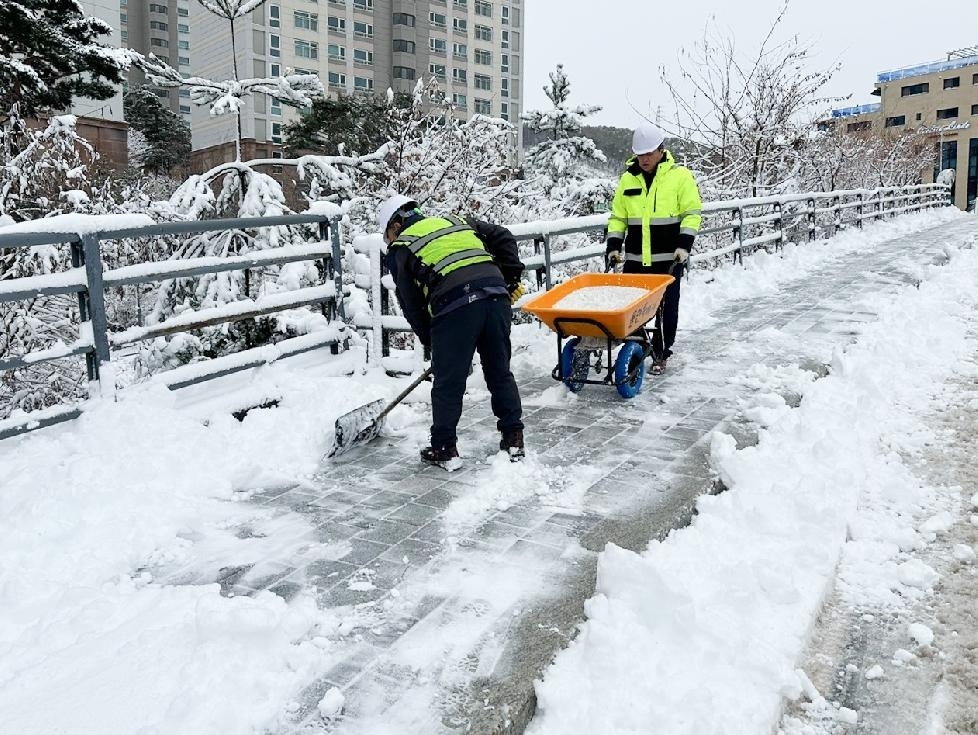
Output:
[521, 272, 675, 398]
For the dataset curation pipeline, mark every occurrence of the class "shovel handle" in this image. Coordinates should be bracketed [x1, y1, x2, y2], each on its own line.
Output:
[375, 365, 434, 423]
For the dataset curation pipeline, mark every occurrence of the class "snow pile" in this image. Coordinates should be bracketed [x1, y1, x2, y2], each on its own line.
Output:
[527, 231, 978, 733]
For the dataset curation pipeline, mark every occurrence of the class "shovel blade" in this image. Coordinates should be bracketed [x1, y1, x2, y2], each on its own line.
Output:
[326, 399, 387, 458]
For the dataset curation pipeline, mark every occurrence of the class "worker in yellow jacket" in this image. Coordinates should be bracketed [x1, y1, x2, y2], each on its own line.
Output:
[605, 122, 702, 374]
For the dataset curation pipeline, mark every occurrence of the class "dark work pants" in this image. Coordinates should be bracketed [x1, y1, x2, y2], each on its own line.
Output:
[429, 295, 523, 448]
[623, 260, 684, 358]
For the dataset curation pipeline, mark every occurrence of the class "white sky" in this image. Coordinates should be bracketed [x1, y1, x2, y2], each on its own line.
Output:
[523, 0, 978, 128]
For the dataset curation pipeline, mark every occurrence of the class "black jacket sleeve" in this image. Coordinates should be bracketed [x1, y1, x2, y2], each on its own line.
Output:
[386, 247, 431, 346]
[468, 218, 524, 287]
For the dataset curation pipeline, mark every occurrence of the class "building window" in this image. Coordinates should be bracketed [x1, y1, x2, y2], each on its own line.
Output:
[151, 38, 169, 48]
[500, 102, 508, 120]
[972, 104, 978, 116]
[474, 48, 491, 65]
[916, 112, 922, 121]
[452, 93, 467, 109]
[475, 0, 491, 16]
[271, 122, 282, 143]
[429, 63, 446, 79]
[430, 37, 446, 54]
[328, 43, 345, 59]
[452, 67, 467, 83]
[501, 77, 508, 97]
[944, 76, 961, 89]
[354, 21, 373, 37]
[354, 76, 373, 91]
[474, 73, 491, 90]
[968, 139, 978, 210]
[120, 30, 128, 42]
[294, 10, 318, 30]
[328, 71, 346, 86]
[974, 73, 978, 85]
[178, 23, 189, 33]
[178, 39, 189, 50]
[271, 99, 282, 116]
[353, 0, 373, 9]
[269, 5, 280, 27]
[884, 115, 905, 128]
[936, 107, 959, 120]
[453, 43, 467, 59]
[453, 18, 467, 32]
[295, 40, 319, 59]
[269, 34, 280, 57]
[393, 66, 416, 80]
[393, 39, 416, 53]
[150, 20, 168, 31]
[846, 121, 870, 132]
[501, 53, 508, 72]
[179, 55, 190, 66]
[453, 0, 468, 7]
[180, 104, 191, 115]
[353, 48, 373, 64]
[149, 3, 167, 13]
[177, 6, 189, 16]
[501, 29, 509, 49]
[328, 15, 346, 31]
[900, 82, 929, 96]
[474, 98, 490, 114]
[474, 25, 492, 41]
[393, 12, 415, 26]
[329, 0, 345, 5]
[430, 12, 446, 27]
[270, 63, 280, 76]
[501, 5, 509, 23]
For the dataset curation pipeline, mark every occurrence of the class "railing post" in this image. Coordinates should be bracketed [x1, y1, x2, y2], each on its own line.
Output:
[533, 237, 544, 291]
[807, 198, 816, 241]
[327, 218, 346, 321]
[80, 233, 113, 397]
[542, 234, 553, 290]
[832, 195, 841, 236]
[856, 193, 864, 229]
[773, 201, 783, 252]
[731, 207, 743, 264]
[69, 238, 95, 381]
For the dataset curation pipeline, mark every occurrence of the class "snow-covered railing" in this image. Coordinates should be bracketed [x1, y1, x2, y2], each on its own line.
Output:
[364, 183, 951, 357]
[0, 213, 346, 440]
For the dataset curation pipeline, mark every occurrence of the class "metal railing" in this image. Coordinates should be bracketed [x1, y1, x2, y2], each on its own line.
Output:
[0, 214, 346, 439]
[361, 183, 951, 357]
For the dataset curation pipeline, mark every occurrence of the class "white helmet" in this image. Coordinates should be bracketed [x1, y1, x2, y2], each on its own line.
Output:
[632, 122, 665, 155]
[377, 194, 419, 233]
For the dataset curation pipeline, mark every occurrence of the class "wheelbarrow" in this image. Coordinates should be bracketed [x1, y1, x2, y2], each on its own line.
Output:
[521, 272, 675, 398]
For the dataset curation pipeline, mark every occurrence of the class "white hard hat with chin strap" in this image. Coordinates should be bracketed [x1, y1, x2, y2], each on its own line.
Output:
[632, 122, 665, 155]
[377, 194, 419, 234]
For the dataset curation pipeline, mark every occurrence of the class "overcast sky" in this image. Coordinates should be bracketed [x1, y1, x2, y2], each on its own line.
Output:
[523, 0, 978, 129]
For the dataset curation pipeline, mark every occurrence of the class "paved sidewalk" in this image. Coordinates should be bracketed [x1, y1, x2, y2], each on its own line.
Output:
[205, 219, 976, 733]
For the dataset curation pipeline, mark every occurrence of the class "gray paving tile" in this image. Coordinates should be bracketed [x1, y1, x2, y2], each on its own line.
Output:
[354, 518, 419, 545]
[379, 538, 441, 566]
[384, 501, 442, 527]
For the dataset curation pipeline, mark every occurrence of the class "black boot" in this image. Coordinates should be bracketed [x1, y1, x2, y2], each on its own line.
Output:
[499, 430, 525, 461]
[420, 444, 460, 469]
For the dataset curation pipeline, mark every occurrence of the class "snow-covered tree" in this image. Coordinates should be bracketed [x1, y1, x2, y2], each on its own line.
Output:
[0, 0, 137, 117]
[522, 64, 611, 214]
[659, 2, 842, 198]
[124, 87, 191, 175]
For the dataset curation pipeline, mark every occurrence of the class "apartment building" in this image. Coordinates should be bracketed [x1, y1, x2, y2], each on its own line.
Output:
[823, 47, 978, 210]
[119, 0, 194, 121]
[189, 0, 524, 164]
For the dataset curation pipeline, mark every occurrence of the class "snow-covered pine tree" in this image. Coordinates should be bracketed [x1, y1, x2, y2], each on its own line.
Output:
[521, 64, 613, 218]
[0, 0, 137, 118]
[124, 87, 191, 175]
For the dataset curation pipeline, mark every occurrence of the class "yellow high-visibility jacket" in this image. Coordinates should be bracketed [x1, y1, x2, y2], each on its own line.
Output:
[606, 151, 702, 267]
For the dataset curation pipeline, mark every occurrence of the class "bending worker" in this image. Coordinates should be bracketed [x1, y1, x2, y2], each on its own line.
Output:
[606, 122, 702, 374]
[377, 194, 526, 466]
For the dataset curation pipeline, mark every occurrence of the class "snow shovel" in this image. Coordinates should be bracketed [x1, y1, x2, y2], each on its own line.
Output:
[326, 365, 434, 458]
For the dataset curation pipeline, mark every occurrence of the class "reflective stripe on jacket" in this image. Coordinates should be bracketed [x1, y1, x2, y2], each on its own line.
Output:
[606, 151, 702, 266]
[392, 215, 496, 281]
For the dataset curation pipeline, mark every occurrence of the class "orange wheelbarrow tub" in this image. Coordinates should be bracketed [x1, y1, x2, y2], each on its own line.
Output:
[521, 272, 675, 398]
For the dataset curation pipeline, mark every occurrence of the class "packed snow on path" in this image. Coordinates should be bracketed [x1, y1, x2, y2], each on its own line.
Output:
[525, 225, 978, 734]
[0, 208, 968, 734]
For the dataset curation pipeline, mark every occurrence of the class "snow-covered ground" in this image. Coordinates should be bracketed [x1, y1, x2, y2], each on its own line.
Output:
[0, 208, 974, 734]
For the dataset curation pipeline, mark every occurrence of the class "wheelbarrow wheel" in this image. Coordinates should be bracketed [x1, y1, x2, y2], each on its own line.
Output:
[614, 341, 646, 399]
[560, 338, 590, 392]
